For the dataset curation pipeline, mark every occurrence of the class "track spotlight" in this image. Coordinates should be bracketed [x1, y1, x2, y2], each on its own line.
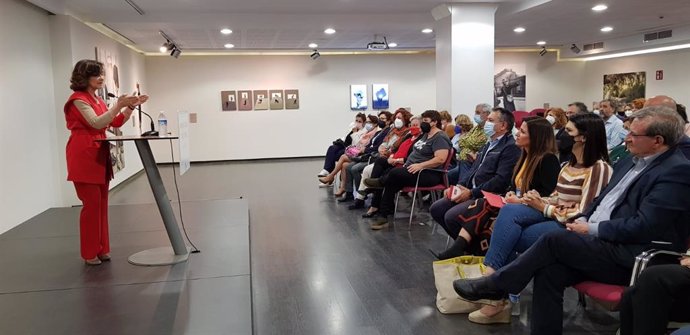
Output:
[539, 46, 547, 56]
[570, 43, 581, 54]
[171, 47, 182, 58]
[310, 49, 320, 60]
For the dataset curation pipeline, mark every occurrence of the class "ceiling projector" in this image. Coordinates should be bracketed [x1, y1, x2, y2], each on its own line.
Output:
[367, 41, 389, 51]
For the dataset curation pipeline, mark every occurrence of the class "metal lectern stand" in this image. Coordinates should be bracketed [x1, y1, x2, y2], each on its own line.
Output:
[99, 135, 190, 266]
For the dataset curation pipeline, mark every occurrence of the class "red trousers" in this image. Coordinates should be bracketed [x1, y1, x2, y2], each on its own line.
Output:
[74, 182, 110, 260]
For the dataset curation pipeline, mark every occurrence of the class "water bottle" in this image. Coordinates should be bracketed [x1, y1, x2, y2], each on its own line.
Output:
[157, 111, 168, 136]
[509, 293, 521, 316]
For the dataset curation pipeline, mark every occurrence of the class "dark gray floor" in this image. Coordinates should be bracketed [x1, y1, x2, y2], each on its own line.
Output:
[1, 158, 620, 335]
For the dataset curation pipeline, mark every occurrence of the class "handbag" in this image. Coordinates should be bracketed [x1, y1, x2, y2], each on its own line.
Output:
[345, 146, 361, 158]
[433, 256, 498, 314]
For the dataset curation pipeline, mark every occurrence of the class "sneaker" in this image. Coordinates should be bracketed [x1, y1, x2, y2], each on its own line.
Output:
[317, 169, 329, 177]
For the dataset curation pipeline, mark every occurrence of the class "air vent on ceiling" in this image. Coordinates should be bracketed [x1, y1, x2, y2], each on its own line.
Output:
[583, 42, 605, 51]
[644, 29, 673, 42]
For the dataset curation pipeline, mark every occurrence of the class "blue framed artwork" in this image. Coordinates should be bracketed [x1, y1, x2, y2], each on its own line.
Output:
[350, 84, 368, 110]
[372, 83, 389, 109]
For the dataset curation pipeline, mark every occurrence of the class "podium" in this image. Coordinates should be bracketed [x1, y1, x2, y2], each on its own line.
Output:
[98, 135, 190, 266]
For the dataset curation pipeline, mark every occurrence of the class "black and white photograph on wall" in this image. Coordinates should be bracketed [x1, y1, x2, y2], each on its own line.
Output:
[350, 84, 368, 110]
[269, 90, 284, 110]
[285, 89, 300, 109]
[372, 84, 389, 110]
[254, 90, 269, 110]
[96, 46, 125, 174]
[221, 90, 237, 111]
[238, 90, 253, 111]
[603, 72, 646, 104]
[494, 65, 526, 112]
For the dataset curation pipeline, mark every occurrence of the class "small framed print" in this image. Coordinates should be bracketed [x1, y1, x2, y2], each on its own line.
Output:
[238, 90, 253, 111]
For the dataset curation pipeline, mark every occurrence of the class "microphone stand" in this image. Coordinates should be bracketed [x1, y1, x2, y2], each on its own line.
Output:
[136, 83, 158, 136]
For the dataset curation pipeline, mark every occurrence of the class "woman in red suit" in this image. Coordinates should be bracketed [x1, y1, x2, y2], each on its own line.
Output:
[65, 59, 148, 265]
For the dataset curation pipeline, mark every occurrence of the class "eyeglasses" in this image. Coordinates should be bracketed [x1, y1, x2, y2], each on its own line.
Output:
[626, 132, 656, 138]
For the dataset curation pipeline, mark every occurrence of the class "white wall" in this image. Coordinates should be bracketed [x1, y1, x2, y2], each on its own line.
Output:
[582, 48, 690, 107]
[144, 54, 436, 162]
[50, 15, 147, 206]
[0, 0, 59, 234]
[495, 51, 587, 111]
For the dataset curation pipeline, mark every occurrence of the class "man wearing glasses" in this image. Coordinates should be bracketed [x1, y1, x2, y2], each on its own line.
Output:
[452, 105, 690, 335]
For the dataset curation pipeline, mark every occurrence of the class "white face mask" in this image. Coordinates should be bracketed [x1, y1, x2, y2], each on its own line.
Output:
[546, 115, 556, 125]
[592, 110, 601, 116]
[394, 118, 404, 129]
[364, 123, 374, 131]
[625, 111, 633, 117]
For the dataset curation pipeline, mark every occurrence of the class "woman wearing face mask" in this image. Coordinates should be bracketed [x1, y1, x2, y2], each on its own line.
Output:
[365, 110, 452, 229]
[355, 115, 420, 213]
[546, 107, 574, 164]
[319, 115, 380, 191]
[465, 113, 612, 324]
[318, 113, 367, 182]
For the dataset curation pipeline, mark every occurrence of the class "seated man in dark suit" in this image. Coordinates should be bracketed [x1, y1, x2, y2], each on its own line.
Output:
[453, 106, 690, 335]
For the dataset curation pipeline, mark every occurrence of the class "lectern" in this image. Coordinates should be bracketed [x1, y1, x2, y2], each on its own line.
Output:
[98, 135, 190, 266]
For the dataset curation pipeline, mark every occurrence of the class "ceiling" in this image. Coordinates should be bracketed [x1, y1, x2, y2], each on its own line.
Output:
[26, 0, 690, 53]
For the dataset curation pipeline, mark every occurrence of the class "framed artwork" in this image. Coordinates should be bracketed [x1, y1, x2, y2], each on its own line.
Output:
[254, 90, 269, 110]
[494, 65, 526, 112]
[603, 72, 646, 103]
[285, 89, 300, 109]
[269, 90, 284, 110]
[238, 90, 253, 111]
[221, 90, 237, 111]
[350, 84, 368, 110]
[372, 84, 389, 109]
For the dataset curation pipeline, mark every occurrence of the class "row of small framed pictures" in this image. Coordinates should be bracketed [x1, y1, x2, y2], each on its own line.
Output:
[220, 89, 300, 111]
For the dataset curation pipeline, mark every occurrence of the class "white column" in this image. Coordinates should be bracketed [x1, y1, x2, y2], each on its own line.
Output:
[435, 3, 497, 117]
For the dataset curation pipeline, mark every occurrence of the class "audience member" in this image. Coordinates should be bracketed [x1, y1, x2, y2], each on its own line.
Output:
[546, 107, 574, 164]
[453, 106, 690, 335]
[364, 110, 451, 230]
[430, 116, 558, 261]
[600, 98, 628, 150]
[447, 103, 491, 185]
[566, 102, 588, 119]
[318, 113, 366, 181]
[465, 113, 612, 324]
[439, 110, 455, 138]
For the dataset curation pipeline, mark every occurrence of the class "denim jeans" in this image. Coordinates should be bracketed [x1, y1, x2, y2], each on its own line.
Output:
[483, 203, 564, 270]
[447, 160, 472, 186]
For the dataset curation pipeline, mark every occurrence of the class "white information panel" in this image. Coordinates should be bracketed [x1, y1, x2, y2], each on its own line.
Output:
[178, 111, 191, 175]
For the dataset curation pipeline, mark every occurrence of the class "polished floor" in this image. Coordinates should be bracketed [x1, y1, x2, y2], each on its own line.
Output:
[1, 158, 620, 334]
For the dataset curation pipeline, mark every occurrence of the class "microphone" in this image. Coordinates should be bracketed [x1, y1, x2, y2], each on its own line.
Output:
[108, 92, 157, 136]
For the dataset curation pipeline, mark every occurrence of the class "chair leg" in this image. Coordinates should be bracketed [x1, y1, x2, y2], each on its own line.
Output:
[393, 191, 399, 219]
[445, 235, 451, 248]
[430, 191, 439, 233]
[577, 292, 587, 309]
[409, 189, 418, 230]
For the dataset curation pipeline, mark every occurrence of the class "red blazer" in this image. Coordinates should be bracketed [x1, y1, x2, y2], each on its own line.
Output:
[64, 91, 125, 184]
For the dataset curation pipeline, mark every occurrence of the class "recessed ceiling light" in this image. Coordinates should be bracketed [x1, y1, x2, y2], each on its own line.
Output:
[388, 42, 398, 48]
[592, 4, 608, 11]
[220, 28, 232, 35]
[308, 43, 318, 48]
[537, 41, 546, 45]
[422, 28, 433, 34]
[513, 27, 526, 33]
[224, 43, 234, 49]
[601, 26, 613, 32]
[324, 28, 336, 34]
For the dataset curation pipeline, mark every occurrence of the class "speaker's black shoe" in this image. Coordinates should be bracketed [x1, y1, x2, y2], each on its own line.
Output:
[337, 193, 354, 203]
[348, 199, 365, 210]
[452, 277, 507, 301]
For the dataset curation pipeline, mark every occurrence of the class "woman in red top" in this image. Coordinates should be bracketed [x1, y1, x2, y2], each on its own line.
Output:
[65, 59, 148, 265]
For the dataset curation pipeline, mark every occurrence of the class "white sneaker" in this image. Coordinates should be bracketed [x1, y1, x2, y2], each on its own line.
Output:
[317, 169, 329, 177]
[319, 182, 333, 188]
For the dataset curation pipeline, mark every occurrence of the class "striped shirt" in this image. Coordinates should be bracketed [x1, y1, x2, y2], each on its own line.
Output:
[543, 160, 613, 222]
